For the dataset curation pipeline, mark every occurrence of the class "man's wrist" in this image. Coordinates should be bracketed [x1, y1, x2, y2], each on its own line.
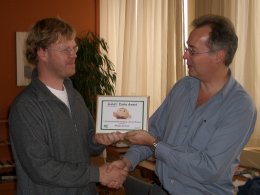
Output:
[120, 157, 132, 170]
[148, 132, 160, 151]
[151, 136, 159, 151]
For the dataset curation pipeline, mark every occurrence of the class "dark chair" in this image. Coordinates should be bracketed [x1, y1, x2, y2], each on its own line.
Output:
[123, 176, 152, 195]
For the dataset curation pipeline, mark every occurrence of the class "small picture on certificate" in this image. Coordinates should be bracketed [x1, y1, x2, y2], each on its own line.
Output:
[96, 96, 149, 133]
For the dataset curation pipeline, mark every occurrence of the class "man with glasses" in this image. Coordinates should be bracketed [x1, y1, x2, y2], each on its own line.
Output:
[9, 18, 127, 195]
[111, 14, 257, 195]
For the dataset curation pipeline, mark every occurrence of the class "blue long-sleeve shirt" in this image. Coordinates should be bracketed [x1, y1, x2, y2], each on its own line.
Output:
[124, 74, 257, 195]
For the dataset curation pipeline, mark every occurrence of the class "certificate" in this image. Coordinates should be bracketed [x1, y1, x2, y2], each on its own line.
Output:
[96, 96, 149, 133]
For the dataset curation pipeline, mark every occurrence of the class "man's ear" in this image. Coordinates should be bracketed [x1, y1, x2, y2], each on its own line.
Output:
[216, 50, 225, 64]
[37, 48, 48, 62]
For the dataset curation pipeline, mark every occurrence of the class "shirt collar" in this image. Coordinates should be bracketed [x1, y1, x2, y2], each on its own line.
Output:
[30, 69, 75, 102]
[219, 69, 235, 99]
[187, 69, 236, 100]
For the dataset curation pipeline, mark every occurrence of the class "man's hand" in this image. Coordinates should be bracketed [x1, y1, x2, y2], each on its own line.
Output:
[94, 132, 126, 145]
[99, 163, 128, 189]
[108, 157, 132, 172]
[125, 130, 155, 146]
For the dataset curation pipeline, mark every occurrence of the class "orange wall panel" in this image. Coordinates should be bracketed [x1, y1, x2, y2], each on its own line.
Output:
[0, 0, 99, 119]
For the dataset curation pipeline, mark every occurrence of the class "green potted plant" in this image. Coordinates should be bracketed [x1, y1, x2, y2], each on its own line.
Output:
[70, 32, 116, 119]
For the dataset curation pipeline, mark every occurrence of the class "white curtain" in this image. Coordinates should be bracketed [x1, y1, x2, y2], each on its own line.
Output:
[100, 0, 260, 147]
[100, 0, 186, 115]
[194, 0, 260, 147]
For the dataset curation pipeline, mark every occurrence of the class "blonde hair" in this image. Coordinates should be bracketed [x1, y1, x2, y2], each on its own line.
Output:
[26, 17, 76, 65]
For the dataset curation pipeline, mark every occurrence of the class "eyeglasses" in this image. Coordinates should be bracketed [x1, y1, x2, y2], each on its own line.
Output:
[60, 46, 78, 55]
[48, 45, 79, 55]
[184, 46, 214, 56]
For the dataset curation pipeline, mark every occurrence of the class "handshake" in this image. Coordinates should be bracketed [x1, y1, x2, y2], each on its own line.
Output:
[99, 157, 131, 189]
[95, 130, 156, 189]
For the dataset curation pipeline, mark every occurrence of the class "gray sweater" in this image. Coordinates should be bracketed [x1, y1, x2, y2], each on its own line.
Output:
[9, 74, 105, 195]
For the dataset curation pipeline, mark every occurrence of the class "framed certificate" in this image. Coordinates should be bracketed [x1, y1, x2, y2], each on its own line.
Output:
[96, 96, 149, 133]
